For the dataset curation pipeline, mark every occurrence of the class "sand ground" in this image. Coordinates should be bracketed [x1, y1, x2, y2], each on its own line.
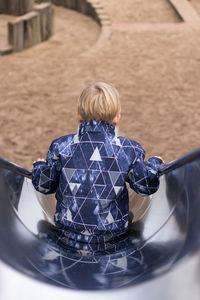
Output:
[0, 0, 200, 170]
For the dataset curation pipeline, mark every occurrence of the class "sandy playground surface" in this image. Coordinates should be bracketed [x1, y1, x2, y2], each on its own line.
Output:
[0, 0, 200, 170]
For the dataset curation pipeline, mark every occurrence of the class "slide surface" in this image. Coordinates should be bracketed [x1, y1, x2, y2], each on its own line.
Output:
[0, 154, 200, 299]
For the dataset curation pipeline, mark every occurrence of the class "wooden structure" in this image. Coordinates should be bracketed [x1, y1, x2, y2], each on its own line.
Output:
[0, 0, 111, 55]
[0, 1, 54, 54]
[8, 3, 54, 51]
[35, 3, 54, 40]
[35, 0, 111, 26]
[0, 0, 34, 16]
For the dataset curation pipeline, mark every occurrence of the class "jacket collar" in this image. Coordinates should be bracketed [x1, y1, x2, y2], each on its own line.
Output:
[78, 120, 118, 137]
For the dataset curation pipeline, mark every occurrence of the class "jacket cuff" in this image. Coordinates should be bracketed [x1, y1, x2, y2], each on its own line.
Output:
[33, 161, 47, 167]
[154, 157, 163, 164]
[148, 157, 163, 167]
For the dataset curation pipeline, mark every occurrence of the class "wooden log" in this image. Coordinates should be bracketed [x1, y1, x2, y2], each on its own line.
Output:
[22, 12, 41, 48]
[86, 2, 96, 19]
[51, 0, 65, 6]
[92, 8, 101, 24]
[63, 0, 76, 10]
[76, 0, 91, 15]
[0, 0, 7, 13]
[35, 3, 54, 41]
[1, 0, 34, 16]
[8, 18, 24, 51]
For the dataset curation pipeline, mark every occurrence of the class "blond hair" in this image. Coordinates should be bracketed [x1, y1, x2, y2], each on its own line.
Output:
[77, 82, 121, 123]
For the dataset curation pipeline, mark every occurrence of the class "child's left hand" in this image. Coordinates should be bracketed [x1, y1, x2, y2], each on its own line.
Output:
[155, 156, 165, 165]
[33, 158, 46, 164]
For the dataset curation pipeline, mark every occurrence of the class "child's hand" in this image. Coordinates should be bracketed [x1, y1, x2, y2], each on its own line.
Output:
[33, 158, 46, 164]
[155, 156, 165, 165]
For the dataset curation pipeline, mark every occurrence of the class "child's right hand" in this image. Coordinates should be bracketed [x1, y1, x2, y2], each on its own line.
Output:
[33, 158, 46, 164]
[155, 156, 165, 165]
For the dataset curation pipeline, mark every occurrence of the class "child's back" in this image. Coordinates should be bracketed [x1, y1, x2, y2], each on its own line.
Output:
[32, 82, 163, 244]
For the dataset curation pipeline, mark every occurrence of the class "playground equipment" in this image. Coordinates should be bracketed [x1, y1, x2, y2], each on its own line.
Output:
[0, 0, 54, 54]
[1, 0, 198, 55]
[0, 148, 200, 299]
[0, 0, 34, 15]
[0, 0, 111, 55]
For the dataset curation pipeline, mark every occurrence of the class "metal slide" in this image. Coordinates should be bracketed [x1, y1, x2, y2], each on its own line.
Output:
[0, 149, 200, 300]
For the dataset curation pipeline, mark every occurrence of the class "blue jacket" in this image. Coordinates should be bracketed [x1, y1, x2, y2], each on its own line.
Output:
[32, 120, 162, 243]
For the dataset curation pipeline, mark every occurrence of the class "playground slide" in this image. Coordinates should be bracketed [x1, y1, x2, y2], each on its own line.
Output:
[0, 149, 200, 300]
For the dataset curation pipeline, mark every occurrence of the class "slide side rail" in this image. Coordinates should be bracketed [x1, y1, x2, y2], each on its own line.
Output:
[0, 147, 200, 179]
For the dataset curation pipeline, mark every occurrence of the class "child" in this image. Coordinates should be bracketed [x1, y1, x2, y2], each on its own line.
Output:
[32, 82, 163, 245]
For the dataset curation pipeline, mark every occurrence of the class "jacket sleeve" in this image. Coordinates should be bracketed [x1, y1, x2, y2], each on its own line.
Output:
[32, 141, 61, 194]
[126, 146, 162, 195]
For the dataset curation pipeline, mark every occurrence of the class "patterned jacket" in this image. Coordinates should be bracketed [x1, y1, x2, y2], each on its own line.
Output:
[32, 120, 162, 243]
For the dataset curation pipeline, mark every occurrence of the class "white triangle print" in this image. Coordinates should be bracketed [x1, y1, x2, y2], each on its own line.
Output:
[107, 211, 114, 224]
[114, 186, 123, 196]
[113, 136, 121, 146]
[109, 171, 120, 185]
[73, 134, 79, 144]
[90, 147, 102, 161]
[116, 257, 127, 270]
[39, 173, 50, 186]
[100, 199, 109, 209]
[66, 208, 72, 222]
[63, 168, 75, 182]
[69, 183, 81, 196]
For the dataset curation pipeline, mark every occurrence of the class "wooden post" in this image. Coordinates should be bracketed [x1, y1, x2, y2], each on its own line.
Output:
[63, 0, 76, 10]
[86, 2, 96, 19]
[0, 0, 7, 13]
[0, 0, 34, 16]
[35, 3, 54, 41]
[22, 12, 41, 48]
[76, 0, 90, 15]
[8, 19, 24, 51]
[51, 0, 65, 6]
